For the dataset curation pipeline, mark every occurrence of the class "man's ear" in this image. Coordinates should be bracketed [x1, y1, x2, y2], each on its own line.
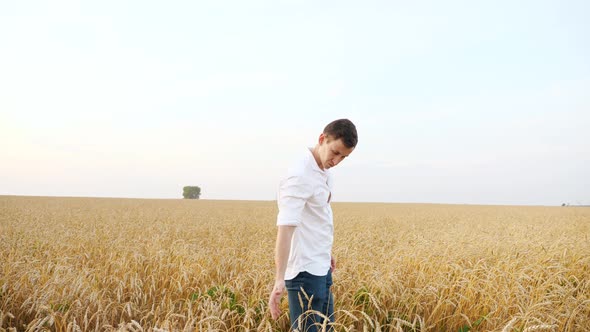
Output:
[318, 133, 326, 145]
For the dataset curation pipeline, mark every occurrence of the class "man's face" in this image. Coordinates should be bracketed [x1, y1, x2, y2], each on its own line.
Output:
[317, 134, 355, 170]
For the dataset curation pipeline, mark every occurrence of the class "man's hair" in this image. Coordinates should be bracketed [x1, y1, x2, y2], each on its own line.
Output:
[323, 119, 358, 148]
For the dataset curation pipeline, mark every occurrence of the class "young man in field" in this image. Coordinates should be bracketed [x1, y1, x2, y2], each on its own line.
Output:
[269, 119, 357, 331]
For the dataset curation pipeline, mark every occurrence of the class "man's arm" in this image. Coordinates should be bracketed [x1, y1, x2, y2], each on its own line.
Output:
[269, 225, 296, 320]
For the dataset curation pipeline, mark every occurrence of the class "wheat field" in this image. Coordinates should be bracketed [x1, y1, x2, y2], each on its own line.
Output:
[0, 196, 588, 331]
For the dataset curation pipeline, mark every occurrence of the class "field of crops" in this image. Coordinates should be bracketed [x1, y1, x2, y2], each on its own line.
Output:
[0, 196, 588, 331]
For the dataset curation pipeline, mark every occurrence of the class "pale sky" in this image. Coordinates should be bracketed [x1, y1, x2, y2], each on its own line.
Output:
[1, 0, 589, 206]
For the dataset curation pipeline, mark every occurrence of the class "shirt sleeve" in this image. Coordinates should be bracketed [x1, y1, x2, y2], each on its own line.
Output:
[276, 175, 312, 226]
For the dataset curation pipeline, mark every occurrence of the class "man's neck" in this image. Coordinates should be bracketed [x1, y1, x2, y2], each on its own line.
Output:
[310, 145, 324, 170]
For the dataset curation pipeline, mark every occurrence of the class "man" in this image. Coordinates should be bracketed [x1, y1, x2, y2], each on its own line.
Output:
[269, 119, 358, 331]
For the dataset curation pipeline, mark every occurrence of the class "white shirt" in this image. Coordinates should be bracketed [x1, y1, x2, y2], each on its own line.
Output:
[277, 147, 334, 280]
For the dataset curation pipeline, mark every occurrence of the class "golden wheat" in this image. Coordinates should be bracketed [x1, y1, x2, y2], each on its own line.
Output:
[0, 196, 588, 331]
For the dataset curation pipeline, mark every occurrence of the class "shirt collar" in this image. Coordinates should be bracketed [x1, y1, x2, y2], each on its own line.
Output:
[307, 147, 326, 173]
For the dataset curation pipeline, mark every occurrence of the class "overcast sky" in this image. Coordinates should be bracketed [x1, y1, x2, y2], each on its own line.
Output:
[1, 0, 589, 206]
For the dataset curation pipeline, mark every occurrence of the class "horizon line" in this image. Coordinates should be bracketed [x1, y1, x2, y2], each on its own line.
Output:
[0, 194, 579, 208]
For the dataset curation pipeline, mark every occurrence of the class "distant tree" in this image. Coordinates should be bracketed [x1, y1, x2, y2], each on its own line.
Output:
[183, 186, 201, 199]
[562, 203, 566, 207]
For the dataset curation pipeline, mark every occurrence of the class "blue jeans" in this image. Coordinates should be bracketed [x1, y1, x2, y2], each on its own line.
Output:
[285, 270, 334, 332]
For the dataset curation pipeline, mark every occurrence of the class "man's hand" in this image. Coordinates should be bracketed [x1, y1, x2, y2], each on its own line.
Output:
[271, 226, 295, 320]
[331, 255, 336, 272]
[269, 280, 286, 320]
